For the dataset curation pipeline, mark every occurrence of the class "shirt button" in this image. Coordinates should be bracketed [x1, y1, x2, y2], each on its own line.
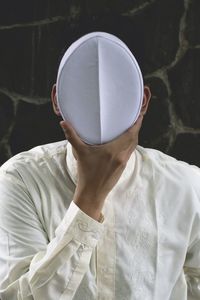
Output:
[101, 266, 108, 273]
[101, 266, 113, 276]
[159, 236, 167, 244]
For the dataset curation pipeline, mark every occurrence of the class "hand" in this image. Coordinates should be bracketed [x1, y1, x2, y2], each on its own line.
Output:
[60, 115, 143, 220]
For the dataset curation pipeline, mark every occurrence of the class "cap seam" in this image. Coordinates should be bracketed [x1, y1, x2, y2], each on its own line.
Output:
[57, 35, 144, 116]
[97, 37, 102, 144]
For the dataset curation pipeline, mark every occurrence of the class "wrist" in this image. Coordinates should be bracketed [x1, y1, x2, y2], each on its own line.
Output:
[73, 192, 106, 222]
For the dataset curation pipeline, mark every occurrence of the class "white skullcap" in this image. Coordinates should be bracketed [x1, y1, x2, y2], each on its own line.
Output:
[56, 31, 144, 145]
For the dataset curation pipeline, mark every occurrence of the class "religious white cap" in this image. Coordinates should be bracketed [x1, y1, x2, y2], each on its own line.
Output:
[56, 31, 144, 145]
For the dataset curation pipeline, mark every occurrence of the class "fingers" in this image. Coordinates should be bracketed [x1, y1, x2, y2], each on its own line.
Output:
[59, 113, 143, 154]
[60, 120, 86, 152]
[127, 114, 144, 134]
[112, 114, 143, 150]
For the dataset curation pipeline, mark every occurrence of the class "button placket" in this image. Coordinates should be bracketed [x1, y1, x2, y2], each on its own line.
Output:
[96, 198, 116, 300]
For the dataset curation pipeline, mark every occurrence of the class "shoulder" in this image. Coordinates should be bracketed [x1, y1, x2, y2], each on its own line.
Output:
[136, 145, 200, 193]
[0, 140, 68, 178]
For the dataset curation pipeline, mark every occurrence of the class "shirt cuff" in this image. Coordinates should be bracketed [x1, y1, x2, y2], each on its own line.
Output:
[55, 200, 105, 248]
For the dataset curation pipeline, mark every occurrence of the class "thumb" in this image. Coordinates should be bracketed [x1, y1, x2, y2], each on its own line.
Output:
[60, 120, 86, 151]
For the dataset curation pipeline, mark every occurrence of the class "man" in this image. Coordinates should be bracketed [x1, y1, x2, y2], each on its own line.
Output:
[0, 33, 200, 300]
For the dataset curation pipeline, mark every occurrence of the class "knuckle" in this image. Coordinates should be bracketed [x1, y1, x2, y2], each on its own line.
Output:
[105, 150, 114, 159]
[114, 155, 126, 167]
[101, 147, 114, 159]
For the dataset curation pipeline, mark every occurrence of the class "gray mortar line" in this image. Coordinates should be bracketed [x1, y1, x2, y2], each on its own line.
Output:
[0, 122, 15, 158]
[145, 0, 191, 76]
[143, 0, 195, 152]
[0, 87, 50, 105]
[122, 0, 157, 17]
[176, 126, 200, 135]
[0, 99, 19, 158]
[0, 16, 66, 31]
[165, 0, 191, 70]
[145, 69, 183, 153]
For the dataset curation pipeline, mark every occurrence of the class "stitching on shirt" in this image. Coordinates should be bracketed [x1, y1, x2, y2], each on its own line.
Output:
[62, 244, 85, 293]
[14, 168, 33, 201]
[13, 168, 50, 239]
[4, 142, 67, 167]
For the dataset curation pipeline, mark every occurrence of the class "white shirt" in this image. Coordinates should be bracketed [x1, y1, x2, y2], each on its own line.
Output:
[0, 140, 200, 300]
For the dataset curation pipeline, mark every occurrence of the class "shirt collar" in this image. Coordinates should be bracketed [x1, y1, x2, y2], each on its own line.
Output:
[66, 141, 137, 188]
[66, 141, 78, 185]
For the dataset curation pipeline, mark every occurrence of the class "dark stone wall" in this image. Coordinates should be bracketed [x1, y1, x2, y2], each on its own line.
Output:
[0, 0, 200, 166]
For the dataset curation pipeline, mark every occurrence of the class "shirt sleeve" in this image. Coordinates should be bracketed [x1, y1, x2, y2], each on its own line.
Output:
[183, 184, 200, 300]
[0, 170, 104, 300]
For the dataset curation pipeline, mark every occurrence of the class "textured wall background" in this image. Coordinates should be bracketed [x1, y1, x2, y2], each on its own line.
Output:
[0, 0, 200, 166]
